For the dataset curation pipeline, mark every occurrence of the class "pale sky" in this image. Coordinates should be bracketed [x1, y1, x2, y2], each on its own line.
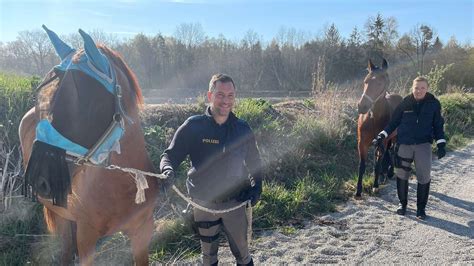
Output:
[0, 0, 472, 44]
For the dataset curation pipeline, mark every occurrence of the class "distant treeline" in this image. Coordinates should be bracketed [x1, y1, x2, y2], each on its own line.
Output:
[0, 14, 472, 94]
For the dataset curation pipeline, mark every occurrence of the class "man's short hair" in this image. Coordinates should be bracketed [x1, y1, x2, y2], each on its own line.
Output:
[209, 73, 235, 92]
[413, 76, 429, 87]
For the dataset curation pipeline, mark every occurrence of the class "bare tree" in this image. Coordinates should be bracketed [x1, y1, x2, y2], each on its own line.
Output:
[241, 29, 262, 48]
[397, 24, 436, 75]
[16, 29, 56, 75]
[382, 16, 399, 49]
[174, 22, 206, 48]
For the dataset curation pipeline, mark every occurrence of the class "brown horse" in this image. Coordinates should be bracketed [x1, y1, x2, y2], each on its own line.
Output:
[19, 28, 159, 265]
[356, 59, 402, 198]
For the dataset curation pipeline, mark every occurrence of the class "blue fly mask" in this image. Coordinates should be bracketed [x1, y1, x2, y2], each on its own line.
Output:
[35, 25, 129, 165]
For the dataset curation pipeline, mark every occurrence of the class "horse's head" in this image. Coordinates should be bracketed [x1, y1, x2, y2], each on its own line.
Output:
[357, 58, 389, 114]
[37, 25, 143, 164]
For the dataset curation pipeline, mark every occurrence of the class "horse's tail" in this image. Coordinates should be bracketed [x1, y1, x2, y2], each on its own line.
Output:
[44, 206, 58, 233]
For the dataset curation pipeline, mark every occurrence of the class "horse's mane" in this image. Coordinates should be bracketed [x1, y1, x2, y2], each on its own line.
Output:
[97, 45, 144, 107]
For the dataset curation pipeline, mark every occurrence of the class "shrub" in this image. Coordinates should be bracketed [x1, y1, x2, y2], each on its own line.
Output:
[234, 98, 282, 137]
[423, 63, 454, 95]
[439, 93, 474, 148]
[0, 73, 38, 151]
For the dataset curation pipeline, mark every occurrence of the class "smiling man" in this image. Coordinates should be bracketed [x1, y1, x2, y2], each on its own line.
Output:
[160, 73, 262, 265]
[373, 76, 446, 220]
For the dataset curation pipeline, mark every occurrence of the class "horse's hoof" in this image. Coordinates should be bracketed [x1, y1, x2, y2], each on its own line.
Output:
[372, 187, 379, 194]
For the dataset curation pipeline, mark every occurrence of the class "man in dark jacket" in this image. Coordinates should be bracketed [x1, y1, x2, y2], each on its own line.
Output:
[373, 76, 446, 220]
[160, 73, 262, 266]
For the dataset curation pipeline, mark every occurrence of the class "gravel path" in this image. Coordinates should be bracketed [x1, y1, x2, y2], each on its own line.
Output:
[211, 143, 474, 264]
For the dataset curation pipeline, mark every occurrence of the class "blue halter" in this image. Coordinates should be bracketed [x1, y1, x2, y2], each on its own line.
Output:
[35, 25, 125, 165]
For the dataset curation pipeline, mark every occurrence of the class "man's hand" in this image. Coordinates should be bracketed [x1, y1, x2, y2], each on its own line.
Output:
[372, 133, 386, 147]
[437, 142, 446, 159]
[161, 169, 175, 192]
[238, 185, 262, 207]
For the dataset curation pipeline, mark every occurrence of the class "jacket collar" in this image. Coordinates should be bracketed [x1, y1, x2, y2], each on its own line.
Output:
[205, 106, 237, 126]
[407, 92, 436, 103]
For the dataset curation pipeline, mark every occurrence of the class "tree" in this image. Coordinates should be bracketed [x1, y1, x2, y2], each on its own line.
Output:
[397, 24, 436, 75]
[397, 33, 416, 63]
[174, 22, 206, 48]
[348, 26, 362, 47]
[431, 36, 443, 54]
[365, 13, 385, 59]
[16, 29, 56, 75]
[241, 29, 262, 48]
[131, 34, 157, 89]
[324, 23, 341, 48]
[346, 27, 366, 78]
[381, 16, 399, 49]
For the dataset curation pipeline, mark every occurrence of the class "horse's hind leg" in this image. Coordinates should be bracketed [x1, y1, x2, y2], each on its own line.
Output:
[386, 143, 395, 179]
[128, 217, 154, 266]
[373, 148, 382, 189]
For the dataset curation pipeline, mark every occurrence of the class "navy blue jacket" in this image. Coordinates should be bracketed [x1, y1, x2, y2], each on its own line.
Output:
[160, 106, 262, 203]
[383, 92, 446, 145]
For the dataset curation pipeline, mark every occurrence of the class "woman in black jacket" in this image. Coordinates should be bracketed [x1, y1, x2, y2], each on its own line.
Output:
[373, 76, 446, 220]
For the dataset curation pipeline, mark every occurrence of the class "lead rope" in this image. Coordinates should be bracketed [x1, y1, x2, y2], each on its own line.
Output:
[70, 158, 249, 213]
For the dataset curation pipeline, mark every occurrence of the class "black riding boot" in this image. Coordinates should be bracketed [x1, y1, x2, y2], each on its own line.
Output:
[396, 178, 409, 215]
[237, 258, 254, 266]
[416, 182, 430, 220]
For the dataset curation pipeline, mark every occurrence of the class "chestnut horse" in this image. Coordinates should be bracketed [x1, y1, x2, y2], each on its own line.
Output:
[356, 59, 402, 198]
[19, 27, 159, 265]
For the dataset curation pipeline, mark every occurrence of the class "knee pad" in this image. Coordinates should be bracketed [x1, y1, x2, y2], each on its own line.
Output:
[394, 154, 413, 172]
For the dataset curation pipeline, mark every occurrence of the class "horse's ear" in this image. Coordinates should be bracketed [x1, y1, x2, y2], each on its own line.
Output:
[78, 29, 110, 75]
[382, 58, 388, 70]
[368, 59, 376, 72]
[42, 25, 75, 61]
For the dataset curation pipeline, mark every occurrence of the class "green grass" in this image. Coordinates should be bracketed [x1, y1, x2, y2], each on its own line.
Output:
[254, 173, 339, 229]
[1, 70, 473, 264]
[149, 218, 200, 263]
[0, 202, 47, 265]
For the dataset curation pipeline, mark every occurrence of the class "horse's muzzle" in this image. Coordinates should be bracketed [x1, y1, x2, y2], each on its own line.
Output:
[36, 176, 52, 198]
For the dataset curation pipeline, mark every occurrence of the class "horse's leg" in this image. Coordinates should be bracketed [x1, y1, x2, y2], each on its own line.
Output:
[44, 207, 75, 265]
[373, 147, 383, 189]
[386, 141, 395, 179]
[76, 222, 100, 266]
[128, 217, 153, 266]
[57, 218, 75, 265]
[356, 141, 368, 198]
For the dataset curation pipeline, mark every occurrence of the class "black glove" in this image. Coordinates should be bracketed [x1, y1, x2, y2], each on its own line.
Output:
[437, 142, 446, 159]
[372, 133, 386, 147]
[161, 168, 175, 192]
[238, 184, 262, 207]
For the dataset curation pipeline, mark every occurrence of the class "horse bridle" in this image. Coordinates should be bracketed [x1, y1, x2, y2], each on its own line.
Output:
[362, 88, 387, 107]
[361, 83, 388, 118]
[35, 66, 130, 166]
